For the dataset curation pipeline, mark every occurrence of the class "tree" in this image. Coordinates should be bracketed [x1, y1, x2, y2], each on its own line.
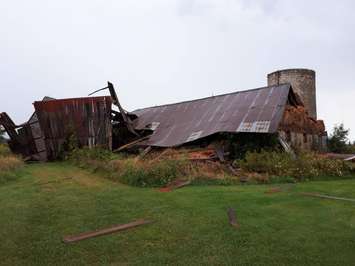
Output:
[328, 123, 350, 153]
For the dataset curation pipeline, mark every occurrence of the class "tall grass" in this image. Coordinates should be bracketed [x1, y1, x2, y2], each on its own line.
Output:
[236, 150, 355, 182]
[68, 147, 233, 187]
[0, 144, 24, 184]
[69, 147, 189, 187]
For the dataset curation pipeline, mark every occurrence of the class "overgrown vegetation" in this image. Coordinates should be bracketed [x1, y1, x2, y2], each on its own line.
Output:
[68, 147, 191, 187]
[328, 123, 355, 153]
[0, 144, 23, 184]
[68, 145, 355, 188]
[236, 150, 355, 182]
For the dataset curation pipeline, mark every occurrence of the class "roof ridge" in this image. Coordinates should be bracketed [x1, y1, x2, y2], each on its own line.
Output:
[132, 83, 291, 112]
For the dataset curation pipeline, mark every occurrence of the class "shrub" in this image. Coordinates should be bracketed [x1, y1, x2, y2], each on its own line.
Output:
[109, 158, 187, 187]
[68, 147, 189, 187]
[0, 144, 24, 184]
[236, 150, 355, 182]
[0, 144, 11, 156]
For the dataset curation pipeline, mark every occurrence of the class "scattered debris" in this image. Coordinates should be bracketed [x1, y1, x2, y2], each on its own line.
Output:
[186, 149, 216, 161]
[265, 187, 282, 194]
[227, 208, 239, 228]
[228, 165, 239, 176]
[159, 179, 191, 192]
[114, 136, 150, 152]
[139, 146, 153, 158]
[300, 192, 355, 203]
[62, 219, 153, 244]
[278, 136, 296, 157]
[215, 146, 225, 162]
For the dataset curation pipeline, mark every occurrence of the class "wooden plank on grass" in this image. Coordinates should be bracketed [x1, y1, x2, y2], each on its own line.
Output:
[63, 219, 153, 243]
[301, 192, 355, 203]
[227, 208, 239, 228]
[173, 180, 191, 189]
[158, 180, 191, 192]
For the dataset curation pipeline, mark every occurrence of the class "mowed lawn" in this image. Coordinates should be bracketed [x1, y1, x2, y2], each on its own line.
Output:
[1, 163, 355, 266]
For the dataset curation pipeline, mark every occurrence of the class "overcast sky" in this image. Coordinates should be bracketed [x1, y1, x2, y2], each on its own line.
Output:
[1, 0, 354, 141]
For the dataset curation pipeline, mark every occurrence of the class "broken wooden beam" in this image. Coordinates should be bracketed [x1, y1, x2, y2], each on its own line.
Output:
[63, 219, 153, 244]
[113, 136, 150, 152]
[227, 208, 239, 228]
[300, 192, 355, 203]
[139, 146, 152, 158]
[173, 180, 191, 189]
[159, 180, 191, 192]
[215, 147, 225, 162]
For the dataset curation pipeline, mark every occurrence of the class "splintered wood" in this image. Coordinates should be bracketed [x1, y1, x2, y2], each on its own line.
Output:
[227, 208, 239, 228]
[62, 219, 153, 243]
[159, 179, 191, 192]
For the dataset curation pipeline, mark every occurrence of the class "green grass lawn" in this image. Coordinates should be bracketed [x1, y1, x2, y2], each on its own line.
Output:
[1, 163, 355, 266]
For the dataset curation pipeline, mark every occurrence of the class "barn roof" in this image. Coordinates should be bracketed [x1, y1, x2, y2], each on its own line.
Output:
[132, 83, 294, 147]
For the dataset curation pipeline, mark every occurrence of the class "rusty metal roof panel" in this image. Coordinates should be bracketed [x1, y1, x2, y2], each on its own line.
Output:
[132, 84, 291, 147]
[34, 96, 112, 160]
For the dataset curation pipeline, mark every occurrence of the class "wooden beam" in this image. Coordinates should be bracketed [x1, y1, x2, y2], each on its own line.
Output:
[300, 192, 355, 203]
[227, 208, 239, 228]
[113, 136, 150, 152]
[63, 219, 153, 244]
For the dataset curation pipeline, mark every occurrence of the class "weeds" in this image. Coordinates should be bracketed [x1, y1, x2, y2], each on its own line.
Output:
[68, 147, 355, 187]
[236, 150, 355, 182]
[108, 158, 187, 187]
[0, 144, 23, 184]
[68, 147, 189, 187]
[67, 147, 234, 187]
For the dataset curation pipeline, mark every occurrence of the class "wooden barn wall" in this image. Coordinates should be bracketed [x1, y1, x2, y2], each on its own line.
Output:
[34, 96, 112, 160]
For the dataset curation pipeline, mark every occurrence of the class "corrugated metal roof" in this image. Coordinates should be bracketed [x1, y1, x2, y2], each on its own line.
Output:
[132, 84, 292, 147]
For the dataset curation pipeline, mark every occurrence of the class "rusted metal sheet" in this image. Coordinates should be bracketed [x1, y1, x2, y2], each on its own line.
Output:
[34, 96, 112, 160]
[132, 84, 292, 147]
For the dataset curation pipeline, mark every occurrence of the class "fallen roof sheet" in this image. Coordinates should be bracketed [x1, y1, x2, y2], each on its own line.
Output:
[132, 84, 292, 147]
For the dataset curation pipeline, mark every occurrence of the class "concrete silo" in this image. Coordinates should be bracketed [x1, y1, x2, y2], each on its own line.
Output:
[267, 68, 317, 119]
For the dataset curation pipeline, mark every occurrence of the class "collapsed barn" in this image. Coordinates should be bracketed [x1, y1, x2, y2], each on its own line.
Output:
[0, 69, 327, 161]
